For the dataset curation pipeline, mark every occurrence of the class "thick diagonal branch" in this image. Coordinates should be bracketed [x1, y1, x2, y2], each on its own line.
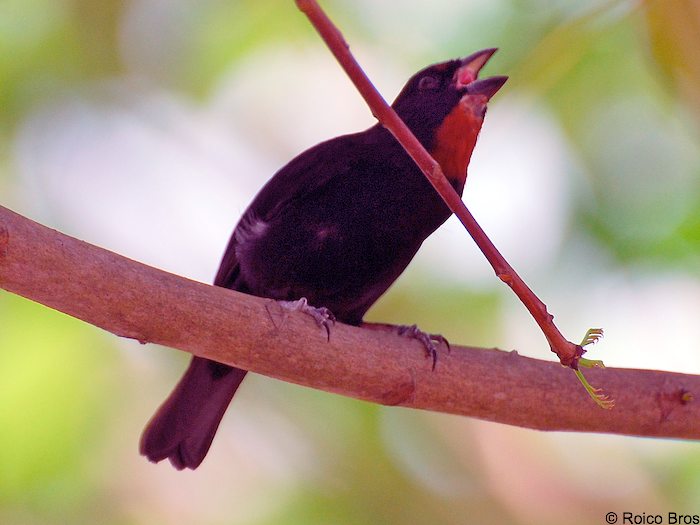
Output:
[0, 205, 697, 439]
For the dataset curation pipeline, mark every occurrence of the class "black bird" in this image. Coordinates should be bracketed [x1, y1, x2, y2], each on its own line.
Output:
[141, 48, 507, 469]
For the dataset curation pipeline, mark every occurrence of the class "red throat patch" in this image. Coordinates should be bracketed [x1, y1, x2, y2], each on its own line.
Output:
[429, 102, 483, 194]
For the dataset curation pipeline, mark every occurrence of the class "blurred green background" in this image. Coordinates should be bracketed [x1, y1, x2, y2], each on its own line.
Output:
[2, 0, 700, 523]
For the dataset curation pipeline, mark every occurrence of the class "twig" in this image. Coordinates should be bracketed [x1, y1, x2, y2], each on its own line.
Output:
[294, 0, 584, 369]
[0, 205, 697, 438]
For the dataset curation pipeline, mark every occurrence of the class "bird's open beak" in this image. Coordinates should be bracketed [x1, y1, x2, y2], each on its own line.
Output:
[455, 48, 508, 99]
[466, 75, 508, 99]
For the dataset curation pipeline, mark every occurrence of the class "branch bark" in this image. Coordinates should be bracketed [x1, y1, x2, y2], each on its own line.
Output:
[1, 205, 697, 439]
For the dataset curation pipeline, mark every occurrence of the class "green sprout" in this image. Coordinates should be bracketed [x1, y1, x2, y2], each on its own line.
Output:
[573, 328, 614, 409]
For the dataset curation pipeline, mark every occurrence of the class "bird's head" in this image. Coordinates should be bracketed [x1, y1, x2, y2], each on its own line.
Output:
[392, 48, 506, 140]
[391, 48, 507, 192]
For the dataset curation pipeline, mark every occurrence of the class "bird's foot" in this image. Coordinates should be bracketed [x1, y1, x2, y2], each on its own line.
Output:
[278, 297, 336, 340]
[397, 324, 450, 370]
[361, 322, 449, 370]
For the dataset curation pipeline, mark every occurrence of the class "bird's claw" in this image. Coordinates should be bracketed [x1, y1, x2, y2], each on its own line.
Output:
[279, 297, 336, 340]
[397, 324, 449, 370]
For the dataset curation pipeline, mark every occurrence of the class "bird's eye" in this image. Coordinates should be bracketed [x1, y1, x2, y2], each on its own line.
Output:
[418, 76, 440, 91]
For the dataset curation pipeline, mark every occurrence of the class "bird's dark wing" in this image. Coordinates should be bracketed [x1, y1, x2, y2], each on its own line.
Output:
[213, 235, 241, 288]
[247, 131, 369, 223]
[214, 130, 372, 289]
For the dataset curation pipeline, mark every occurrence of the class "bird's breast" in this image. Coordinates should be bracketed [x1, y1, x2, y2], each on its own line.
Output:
[429, 102, 483, 194]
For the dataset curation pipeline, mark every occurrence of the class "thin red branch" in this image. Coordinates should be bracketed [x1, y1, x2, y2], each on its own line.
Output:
[295, 0, 582, 367]
[0, 205, 698, 438]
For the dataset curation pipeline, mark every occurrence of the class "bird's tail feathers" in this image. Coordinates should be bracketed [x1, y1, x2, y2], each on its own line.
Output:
[140, 357, 247, 470]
